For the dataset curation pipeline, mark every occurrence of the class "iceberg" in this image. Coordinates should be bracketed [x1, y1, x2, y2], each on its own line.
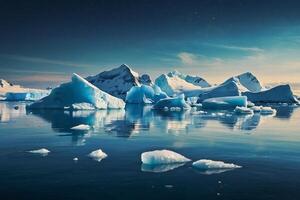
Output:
[88, 149, 107, 162]
[202, 96, 247, 110]
[224, 72, 264, 92]
[70, 124, 91, 131]
[192, 159, 242, 169]
[125, 84, 168, 104]
[167, 70, 211, 87]
[243, 84, 299, 103]
[70, 103, 96, 110]
[28, 148, 50, 155]
[86, 64, 153, 100]
[27, 73, 125, 110]
[234, 106, 254, 115]
[153, 94, 191, 110]
[141, 149, 191, 165]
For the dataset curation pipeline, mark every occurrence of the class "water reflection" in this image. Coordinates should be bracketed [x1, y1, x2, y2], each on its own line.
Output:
[141, 163, 185, 173]
[0, 102, 26, 122]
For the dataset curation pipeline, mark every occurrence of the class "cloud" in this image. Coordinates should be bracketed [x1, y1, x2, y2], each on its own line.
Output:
[0, 54, 96, 68]
[177, 52, 224, 67]
[204, 43, 264, 52]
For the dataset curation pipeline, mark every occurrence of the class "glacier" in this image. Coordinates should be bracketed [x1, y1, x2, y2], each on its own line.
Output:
[86, 64, 153, 100]
[192, 159, 242, 169]
[243, 84, 299, 103]
[88, 149, 108, 162]
[141, 149, 191, 165]
[153, 94, 191, 110]
[27, 73, 125, 110]
[125, 84, 168, 104]
[202, 96, 247, 110]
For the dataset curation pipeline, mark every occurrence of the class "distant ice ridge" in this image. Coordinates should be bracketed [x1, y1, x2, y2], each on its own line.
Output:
[141, 149, 191, 165]
[167, 70, 211, 87]
[153, 94, 191, 110]
[202, 96, 247, 109]
[0, 79, 50, 101]
[28, 148, 50, 155]
[27, 73, 125, 110]
[125, 84, 168, 104]
[86, 64, 153, 100]
[192, 159, 242, 169]
[71, 124, 91, 130]
[88, 149, 107, 162]
[224, 72, 264, 92]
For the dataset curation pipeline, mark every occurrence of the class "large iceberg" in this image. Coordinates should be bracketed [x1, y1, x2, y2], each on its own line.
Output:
[202, 96, 247, 110]
[192, 159, 242, 169]
[167, 70, 211, 87]
[86, 64, 153, 100]
[243, 84, 299, 103]
[125, 84, 168, 104]
[153, 94, 191, 110]
[27, 73, 125, 110]
[0, 79, 50, 101]
[141, 149, 191, 165]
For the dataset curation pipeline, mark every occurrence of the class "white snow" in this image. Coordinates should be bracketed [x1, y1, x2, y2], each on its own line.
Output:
[224, 72, 264, 92]
[153, 94, 191, 110]
[71, 124, 91, 130]
[192, 159, 242, 169]
[234, 106, 254, 115]
[202, 96, 247, 109]
[28, 148, 50, 155]
[27, 73, 125, 110]
[88, 149, 108, 162]
[141, 149, 191, 165]
[86, 64, 153, 100]
[71, 103, 96, 110]
[167, 70, 211, 87]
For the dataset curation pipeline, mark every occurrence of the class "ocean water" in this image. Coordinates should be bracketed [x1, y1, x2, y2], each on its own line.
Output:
[0, 102, 300, 200]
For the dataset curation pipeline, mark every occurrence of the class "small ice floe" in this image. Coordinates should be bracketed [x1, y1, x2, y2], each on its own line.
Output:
[88, 149, 107, 162]
[247, 101, 255, 108]
[141, 163, 185, 173]
[192, 159, 241, 169]
[234, 106, 254, 115]
[28, 148, 50, 156]
[141, 149, 191, 165]
[260, 106, 276, 115]
[71, 124, 90, 131]
[250, 106, 262, 112]
[73, 157, 79, 161]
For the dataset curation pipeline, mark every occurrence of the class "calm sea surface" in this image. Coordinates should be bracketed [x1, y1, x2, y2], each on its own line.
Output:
[0, 101, 300, 200]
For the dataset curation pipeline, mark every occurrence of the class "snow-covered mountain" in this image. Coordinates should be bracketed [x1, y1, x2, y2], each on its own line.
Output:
[0, 79, 50, 101]
[167, 70, 211, 88]
[86, 64, 152, 100]
[224, 72, 264, 92]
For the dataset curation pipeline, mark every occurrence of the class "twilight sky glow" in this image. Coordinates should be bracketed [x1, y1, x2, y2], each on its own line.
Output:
[1, 0, 300, 88]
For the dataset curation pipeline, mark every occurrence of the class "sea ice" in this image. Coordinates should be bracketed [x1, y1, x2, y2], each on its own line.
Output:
[153, 94, 191, 110]
[28, 148, 50, 155]
[141, 149, 191, 165]
[234, 106, 254, 115]
[27, 73, 125, 110]
[192, 159, 242, 169]
[71, 124, 91, 131]
[202, 96, 247, 110]
[260, 106, 276, 115]
[88, 149, 108, 162]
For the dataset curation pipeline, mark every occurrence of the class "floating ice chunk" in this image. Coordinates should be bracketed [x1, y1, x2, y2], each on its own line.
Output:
[153, 94, 191, 110]
[247, 101, 255, 107]
[192, 159, 241, 169]
[260, 106, 276, 115]
[71, 124, 90, 131]
[28, 148, 50, 155]
[141, 149, 191, 165]
[234, 106, 254, 115]
[202, 96, 247, 110]
[125, 84, 168, 104]
[141, 163, 185, 173]
[27, 73, 125, 110]
[88, 149, 107, 162]
[73, 157, 79, 161]
[71, 103, 96, 110]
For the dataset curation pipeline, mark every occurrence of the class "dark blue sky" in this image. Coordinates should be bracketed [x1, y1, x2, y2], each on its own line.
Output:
[1, 0, 300, 88]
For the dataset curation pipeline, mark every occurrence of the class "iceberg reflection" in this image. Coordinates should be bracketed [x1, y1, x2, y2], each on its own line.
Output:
[141, 163, 186, 173]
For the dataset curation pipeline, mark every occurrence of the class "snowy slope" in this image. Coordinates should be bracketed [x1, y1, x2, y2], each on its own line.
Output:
[167, 70, 211, 88]
[0, 79, 50, 101]
[224, 72, 264, 92]
[27, 73, 125, 110]
[86, 64, 152, 100]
